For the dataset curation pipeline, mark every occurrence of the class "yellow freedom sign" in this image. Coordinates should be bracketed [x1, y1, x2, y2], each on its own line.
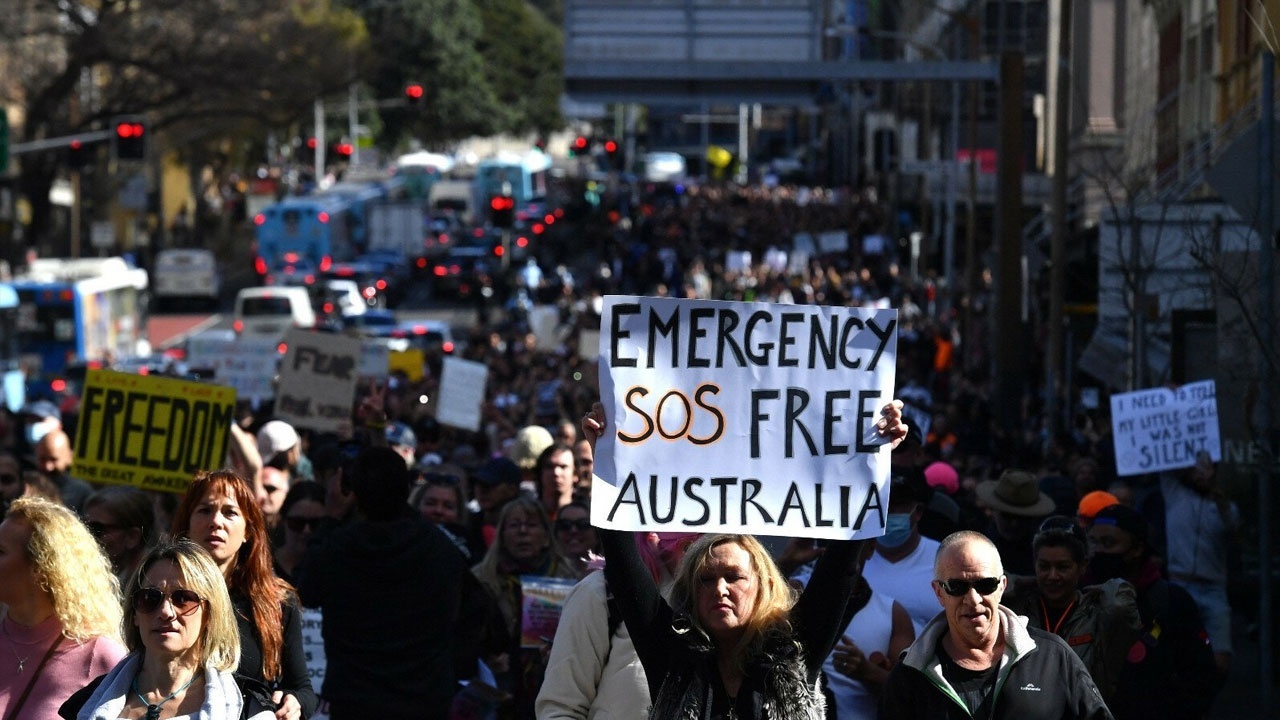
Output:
[73, 369, 237, 494]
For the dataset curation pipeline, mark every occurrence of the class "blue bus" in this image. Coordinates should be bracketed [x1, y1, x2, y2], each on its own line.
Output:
[0, 283, 24, 412]
[253, 195, 354, 276]
[11, 257, 150, 384]
[473, 152, 552, 218]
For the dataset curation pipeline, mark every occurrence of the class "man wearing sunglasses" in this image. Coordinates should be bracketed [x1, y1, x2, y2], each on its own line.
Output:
[880, 531, 1113, 719]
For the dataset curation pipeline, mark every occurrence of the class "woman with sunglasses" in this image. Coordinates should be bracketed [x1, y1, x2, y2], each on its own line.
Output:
[69, 540, 274, 719]
[271, 482, 327, 583]
[1002, 515, 1140, 706]
[0, 498, 125, 720]
[552, 500, 600, 575]
[172, 470, 316, 720]
[83, 486, 157, 589]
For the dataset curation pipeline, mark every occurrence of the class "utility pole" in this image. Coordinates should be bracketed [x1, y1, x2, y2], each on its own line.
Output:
[995, 51, 1025, 434]
[1047, 0, 1073, 434]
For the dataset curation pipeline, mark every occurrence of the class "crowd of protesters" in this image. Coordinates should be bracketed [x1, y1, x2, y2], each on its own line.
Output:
[0, 179, 1242, 720]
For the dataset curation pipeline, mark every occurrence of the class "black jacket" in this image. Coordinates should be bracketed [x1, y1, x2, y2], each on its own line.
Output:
[879, 606, 1113, 720]
[295, 510, 468, 718]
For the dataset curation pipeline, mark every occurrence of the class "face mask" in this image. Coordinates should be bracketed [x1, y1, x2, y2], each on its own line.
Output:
[1088, 552, 1128, 582]
[878, 513, 914, 549]
[25, 419, 55, 445]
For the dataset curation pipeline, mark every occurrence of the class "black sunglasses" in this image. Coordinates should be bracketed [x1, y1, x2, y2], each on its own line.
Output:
[85, 521, 124, 538]
[554, 518, 592, 533]
[936, 577, 1003, 597]
[133, 588, 204, 616]
[285, 516, 324, 533]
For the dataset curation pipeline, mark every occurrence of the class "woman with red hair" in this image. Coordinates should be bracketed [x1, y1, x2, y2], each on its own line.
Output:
[172, 469, 317, 720]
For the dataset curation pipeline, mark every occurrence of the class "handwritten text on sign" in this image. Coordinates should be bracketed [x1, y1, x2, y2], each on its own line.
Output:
[593, 296, 898, 539]
[1110, 380, 1221, 476]
[73, 370, 235, 493]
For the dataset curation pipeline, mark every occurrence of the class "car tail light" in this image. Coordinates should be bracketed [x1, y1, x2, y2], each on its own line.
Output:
[433, 266, 446, 277]
[233, 320, 244, 333]
[442, 341, 455, 354]
[254, 257, 268, 275]
[320, 256, 333, 272]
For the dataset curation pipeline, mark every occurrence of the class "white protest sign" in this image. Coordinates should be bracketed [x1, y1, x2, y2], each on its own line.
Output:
[1110, 380, 1221, 476]
[530, 305, 561, 351]
[436, 356, 488, 432]
[817, 230, 849, 253]
[594, 296, 899, 539]
[275, 329, 362, 435]
[358, 341, 390, 379]
[185, 336, 278, 401]
[299, 608, 330, 720]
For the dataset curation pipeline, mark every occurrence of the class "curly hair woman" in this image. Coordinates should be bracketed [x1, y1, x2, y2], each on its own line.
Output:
[172, 470, 317, 720]
[0, 497, 126, 719]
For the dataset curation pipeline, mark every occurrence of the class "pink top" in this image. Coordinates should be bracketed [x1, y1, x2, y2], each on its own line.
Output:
[0, 614, 127, 719]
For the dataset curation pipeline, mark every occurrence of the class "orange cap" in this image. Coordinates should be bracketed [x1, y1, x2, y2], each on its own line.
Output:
[1077, 490, 1119, 520]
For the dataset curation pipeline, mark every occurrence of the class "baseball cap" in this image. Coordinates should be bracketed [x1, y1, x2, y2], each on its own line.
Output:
[510, 425, 553, 471]
[1077, 490, 1120, 521]
[472, 456, 522, 487]
[386, 422, 417, 449]
[256, 420, 300, 459]
[923, 461, 959, 495]
[20, 399, 61, 422]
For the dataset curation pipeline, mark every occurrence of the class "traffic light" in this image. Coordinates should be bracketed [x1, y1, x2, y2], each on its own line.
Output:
[489, 195, 515, 228]
[404, 82, 425, 105]
[112, 117, 147, 161]
[332, 141, 353, 159]
[68, 139, 89, 169]
[604, 138, 622, 169]
[569, 135, 588, 158]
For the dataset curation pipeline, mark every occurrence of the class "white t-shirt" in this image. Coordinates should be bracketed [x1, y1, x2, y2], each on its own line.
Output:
[862, 536, 942, 634]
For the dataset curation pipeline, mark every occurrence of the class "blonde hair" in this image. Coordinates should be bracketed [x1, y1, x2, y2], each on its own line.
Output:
[669, 534, 796, 667]
[6, 497, 122, 643]
[123, 540, 240, 672]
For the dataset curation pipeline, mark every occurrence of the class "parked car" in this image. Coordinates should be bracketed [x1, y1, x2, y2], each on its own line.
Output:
[232, 286, 316, 342]
[152, 248, 221, 312]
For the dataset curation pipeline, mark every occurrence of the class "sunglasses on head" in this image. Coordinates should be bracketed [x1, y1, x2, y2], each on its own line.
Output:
[285, 516, 324, 533]
[554, 518, 592, 533]
[936, 576, 1003, 597]
[133, 588, 203, 616]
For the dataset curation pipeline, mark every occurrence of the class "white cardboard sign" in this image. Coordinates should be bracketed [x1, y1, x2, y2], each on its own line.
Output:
[436, 356, 489, 432]
[275, 329, 362, 435]
[1110, 380, 1221, 476]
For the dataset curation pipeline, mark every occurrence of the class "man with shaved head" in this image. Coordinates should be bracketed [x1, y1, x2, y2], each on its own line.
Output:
[34, 428, 94, 514]
[879, 531, 1113, 719]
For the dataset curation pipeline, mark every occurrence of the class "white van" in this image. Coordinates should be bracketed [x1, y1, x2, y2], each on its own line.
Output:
[232, 286, 316, 341]
[153, 249, 221, 311]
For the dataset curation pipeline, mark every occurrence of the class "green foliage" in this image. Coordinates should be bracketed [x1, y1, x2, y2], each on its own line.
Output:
[475, 0, 564, 137]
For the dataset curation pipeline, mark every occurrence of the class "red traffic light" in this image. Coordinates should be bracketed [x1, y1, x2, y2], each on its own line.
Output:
[405, 83, 425, 100]
[115, 122, 145, 139]
[334, 142, 354, 157]
[489, 196, 515, 212]
[604, 139, 618, 154]
[573, 136, 588, 151]
[70, 139, 83, 150]
[306, 137, 318, 150]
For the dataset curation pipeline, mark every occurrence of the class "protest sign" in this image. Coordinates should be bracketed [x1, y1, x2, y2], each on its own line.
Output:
[185, 336, 278, 401]
[436, 356, 488, 432]
[530, 305, 561, 351]
[358, 341, 391, 380]
[74, 369, 235, 493]
[275, 329, 362, 435]
[519, 576, 577, 648]
[1110, 380, 1221, 476]
[387, 348, 423, 382]
[299, 608, 330, 720]
[594, 295, 898, 539]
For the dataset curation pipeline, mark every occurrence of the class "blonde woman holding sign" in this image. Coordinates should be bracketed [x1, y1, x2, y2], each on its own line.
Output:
[585, 400, 907, 720]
